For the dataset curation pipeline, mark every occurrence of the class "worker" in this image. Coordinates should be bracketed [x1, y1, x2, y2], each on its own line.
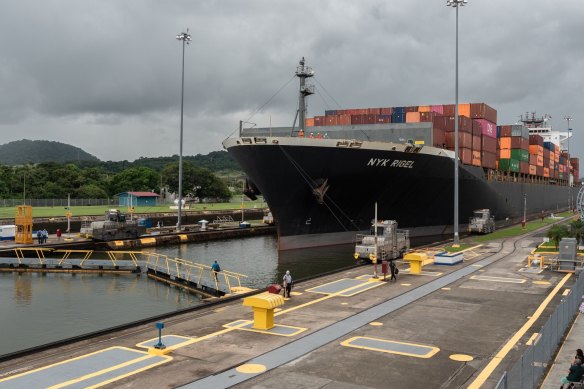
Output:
[298, 129, 305, 138]
[211, 260, 221, 282]
[309, 132, 314, 138]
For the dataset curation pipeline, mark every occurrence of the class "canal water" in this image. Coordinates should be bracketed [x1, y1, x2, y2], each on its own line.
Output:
[0, 236, 355, 356]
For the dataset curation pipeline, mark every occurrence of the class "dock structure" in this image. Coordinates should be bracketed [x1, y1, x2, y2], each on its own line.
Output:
[1, 216, 582, 388]
[0, 248, 252, 298]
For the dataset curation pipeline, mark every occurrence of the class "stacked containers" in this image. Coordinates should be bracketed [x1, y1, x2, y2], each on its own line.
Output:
[497, 124, 529, 173]
[571, 158, 580, 183]
[529, 135, 544, 176]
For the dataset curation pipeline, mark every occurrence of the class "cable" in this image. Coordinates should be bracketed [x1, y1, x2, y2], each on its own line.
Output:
[314, 76, 343, 109]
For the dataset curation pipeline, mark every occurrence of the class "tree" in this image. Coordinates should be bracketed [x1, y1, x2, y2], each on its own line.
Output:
[77, 184, 109, 199]
[109, 167, 160, 195]
[161, 161, 230, 200]
[547, 224, 570, 250]
[569, 220, 584, 245]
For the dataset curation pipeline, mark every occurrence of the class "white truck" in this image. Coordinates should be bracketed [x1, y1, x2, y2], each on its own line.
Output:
[467, 209, 495, 234]
[354, 220, 410, 261]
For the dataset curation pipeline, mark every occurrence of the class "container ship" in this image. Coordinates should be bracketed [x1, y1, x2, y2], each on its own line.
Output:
[223, 59, 579, 250]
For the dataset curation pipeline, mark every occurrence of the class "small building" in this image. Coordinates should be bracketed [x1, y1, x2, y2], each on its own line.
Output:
[116, 192, 160, 207]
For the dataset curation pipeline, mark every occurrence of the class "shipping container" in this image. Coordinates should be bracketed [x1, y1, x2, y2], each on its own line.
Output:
[350, 115, 363, 125]
[520, 161, 529, 174]
[529, 145, 543, 155]
[368, 108, 381, 115]
[499, 125, 512, 137]
[430, 105, 444, 114]
[338, 114, 351, 126]
[314, 116, 325, 126]
[393, 107, 405, 114]
[445, 132, 473, 149]
[406, 112, 421, 123]
[511, 149, 529, 162]
[529, 134, 544, 146]
[537, 166, 544, 176]
[470, 103, 497, 123]
[499, 137, 523, 149]
[521, 138, 529, 150]
[498, 158, 520, 172]
[499, 149, 512, 159]
[375, 115, 391, 124]
[325, 110, 337, 116]
[391, 112, 405, 123]
[472, 135, 481, 151]
[380, 107, 393, 115]
[432, 127, 446, 148]
[509, 124, 529, 138]
[471, 150, 481, 166]
[529, 154, 537, 165]
[481, 151, 497, 169]
[405, 106, 418, 113]
[543, 167, 550, 178]
[433, 115, 472, 133]
[543, 141, 555, 151]
[418, 106, 430, 113]
[481, 135, 497, 154]
[458, 103, 471, 117]
[442, 104, 455, 116]
[537, 155, 544, 167]
[325, 115, 338, 126]
[571, 157, 580, 169]
[472, 119, 497, 138]
[446, 147, 472, 164]
[529, 165, 537, 175]
[305, 118, 314, 127]
[420, 111, 439, 122]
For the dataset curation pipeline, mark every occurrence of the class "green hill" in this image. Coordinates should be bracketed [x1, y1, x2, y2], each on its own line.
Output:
[0, 139, 100, 165]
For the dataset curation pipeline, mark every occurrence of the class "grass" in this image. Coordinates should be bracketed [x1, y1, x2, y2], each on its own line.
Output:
[443, 243, 475, 253]
[0, 199, 268, 219]
[472, 211, 578, 243]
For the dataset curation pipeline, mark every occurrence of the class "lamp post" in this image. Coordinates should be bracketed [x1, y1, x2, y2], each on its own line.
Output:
[176, 30, 191, 231]
[447, 0, 468, 246]
[565, 116, 573, 210]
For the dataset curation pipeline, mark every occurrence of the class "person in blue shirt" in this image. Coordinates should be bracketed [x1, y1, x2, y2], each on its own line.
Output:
[211, 260, 221, 282]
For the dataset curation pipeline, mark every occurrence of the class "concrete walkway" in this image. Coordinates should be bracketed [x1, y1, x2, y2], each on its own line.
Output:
[541, 310, 584, 388]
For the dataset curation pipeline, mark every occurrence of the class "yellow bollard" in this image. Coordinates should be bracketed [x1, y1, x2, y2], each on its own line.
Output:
[404, 252, 428, 275]
[242, 293, 285, 330]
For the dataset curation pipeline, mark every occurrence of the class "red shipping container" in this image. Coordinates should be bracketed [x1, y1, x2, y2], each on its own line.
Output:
[521, 138, 529, 150]
[470, 103, 497, 123]
[543, 149, 550, 159]
[420, 111, 438, 122]
[472, 150, 481, 166]
[405, 106, 418, 113]
[529, 154, 537, 165]
[368, 108, 381, 115]
[499, 125, 512, 137]
[338, 114, 351, 126]
[356, 108, 368, 115]
[433, 127, 446, 148]
[571, 157, 580, 168]
[443, 104, 455, 116]
[376, 116, 391, 124]
[445, 132, 473, 149]
[325, 115, 338, 126]
[430, 105, 444, 114]
[529, 134, 544, 146]
[433, 115, 472, 133]
[499, 137, 523, 149]
[350, 115, 363, 125]
[380, 107, 393, 115]
[520, 161, 529, 174]
[481, 151, 497, 169]
[314, 116, 325, 126]
[481, 135, 497, 154]
[543, 167, 550, 177]
[448, 147, 473, 164]
[362, 114, 377, 125]
[473, 119, 497, 138]
[472, 135, 481, 151]
[536, 166, 544, 176]
[537, 155, 544, 166]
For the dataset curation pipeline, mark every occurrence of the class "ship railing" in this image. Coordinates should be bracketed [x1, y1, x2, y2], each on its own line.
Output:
[2, 248, 142, 268]
[140, 252, 248, 295]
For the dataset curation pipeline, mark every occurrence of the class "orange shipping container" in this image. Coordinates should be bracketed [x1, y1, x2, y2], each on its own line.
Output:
[458, 103, 471, 117]
[418, 105, 430, 113]
[529, 145, 543, 155]
[500, 137, 511, 149]
[529, 165, 537, 175]
[472, 150, 481, 166]
[499, 149, 512, 159]
[406, 112, 420, 123]
[337, 114, 351, 126]
[549, 151, 554, 161]
[305, 118, 314, 127]
[544, 167, 550, 177]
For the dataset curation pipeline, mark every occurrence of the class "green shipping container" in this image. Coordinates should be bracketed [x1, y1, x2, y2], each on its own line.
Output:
[559, 173, 564, 179]
[498, 158, 520, 172]
[510, 149, 529, 163]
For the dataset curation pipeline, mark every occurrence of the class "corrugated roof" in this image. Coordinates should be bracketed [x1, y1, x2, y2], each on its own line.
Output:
[116, 192, 160, 197]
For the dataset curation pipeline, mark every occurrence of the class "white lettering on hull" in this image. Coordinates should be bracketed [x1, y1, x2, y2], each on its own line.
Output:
[367, 158, 414, 169]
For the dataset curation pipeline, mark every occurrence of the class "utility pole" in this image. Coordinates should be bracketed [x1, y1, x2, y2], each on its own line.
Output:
[565, 116, 573, 210]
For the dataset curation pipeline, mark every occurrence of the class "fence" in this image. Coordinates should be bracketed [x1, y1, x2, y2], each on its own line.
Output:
[495, 271, 584, 388]
[0, 199, 114, 208]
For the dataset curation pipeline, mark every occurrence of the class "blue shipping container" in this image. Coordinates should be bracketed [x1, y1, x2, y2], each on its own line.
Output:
[391, 112, 405, 123]
[324, 110, 337, 116]
[392, 107, 405, 114]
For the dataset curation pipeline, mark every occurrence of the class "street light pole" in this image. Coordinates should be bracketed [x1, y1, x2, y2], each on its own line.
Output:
[565, 116, 573, 210]
[176, 30, 191, 231]
[447, 0, 468, 246]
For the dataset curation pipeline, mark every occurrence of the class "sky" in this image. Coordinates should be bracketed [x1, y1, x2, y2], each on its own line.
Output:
[0, 0, 582, 162]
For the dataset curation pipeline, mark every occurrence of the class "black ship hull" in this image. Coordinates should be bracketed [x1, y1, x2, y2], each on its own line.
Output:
[224, 137, 575, 250]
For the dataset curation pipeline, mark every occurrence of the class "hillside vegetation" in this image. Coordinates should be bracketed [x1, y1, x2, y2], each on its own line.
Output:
[0, 140, 99, 165]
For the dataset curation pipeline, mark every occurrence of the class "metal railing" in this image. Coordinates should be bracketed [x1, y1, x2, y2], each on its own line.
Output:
[495, 271, 584, 388]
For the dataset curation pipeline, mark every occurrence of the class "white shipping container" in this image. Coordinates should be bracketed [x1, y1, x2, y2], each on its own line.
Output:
[0, 225, 16, 240]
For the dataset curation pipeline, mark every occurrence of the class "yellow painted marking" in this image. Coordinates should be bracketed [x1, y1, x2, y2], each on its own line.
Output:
[441, 287, 451, 291]
[83, 357, 170, 389]
[339, 282, 384, 297]
[214, 307, 226, 313]
[135, 335, 194, 350]
[470, 275, 526, 284]
[450, 354, 474, 362]
[274, 308, 282, 312]
[140, 238, 156, 245]
[533, 281, 551, 285]
[236, 364, 267, 374]
[468, 273, 572, 389]
[341, 336, 439, 358]
[563, 289, 571, 296]
[114, 241, 124, 247]
[526, 332, 540, 346]
[369, 322, 383, 326]
[471, 264, 483, 267]
[290, 291, 302, 296]
[341, 302, 348, 305]
[401, 283, 411, 286]
[223, 320, 306, 337]
[179, 234, 188, 241]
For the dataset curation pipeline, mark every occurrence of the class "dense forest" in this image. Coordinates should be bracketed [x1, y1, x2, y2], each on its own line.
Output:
[0, 141, 243, 200]
[0, 140, 100, 165]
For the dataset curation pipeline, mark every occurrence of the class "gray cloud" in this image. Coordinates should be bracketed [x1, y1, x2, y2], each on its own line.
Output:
[0, 0, 582, 161]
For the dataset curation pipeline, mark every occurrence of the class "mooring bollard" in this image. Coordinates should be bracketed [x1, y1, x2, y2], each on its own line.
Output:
[154, 322, 165, 349]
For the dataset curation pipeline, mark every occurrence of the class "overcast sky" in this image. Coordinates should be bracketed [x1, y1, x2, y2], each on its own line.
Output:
[0, 0, 582, 162]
